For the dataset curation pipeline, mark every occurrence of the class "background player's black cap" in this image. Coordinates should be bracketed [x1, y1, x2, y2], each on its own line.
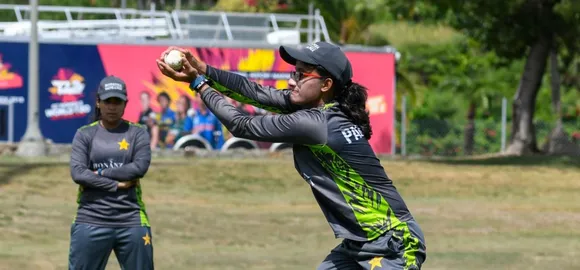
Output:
[279, 41, 353, 86]
[97, 75, 127, 101]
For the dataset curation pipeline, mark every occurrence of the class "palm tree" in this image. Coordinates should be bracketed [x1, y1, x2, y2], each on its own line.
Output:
[438, 49, 512, 155]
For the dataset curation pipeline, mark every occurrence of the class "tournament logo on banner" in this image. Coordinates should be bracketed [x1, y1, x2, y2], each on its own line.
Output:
[0, 54, 23, 90]
[44, 68, 92, 120]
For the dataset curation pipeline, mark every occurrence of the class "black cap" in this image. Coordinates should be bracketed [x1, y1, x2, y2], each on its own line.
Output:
[97, 75, 127, 101]
[279, 41, 353, 86]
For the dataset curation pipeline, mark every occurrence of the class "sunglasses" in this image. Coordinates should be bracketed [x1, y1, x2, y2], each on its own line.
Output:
[290, 71, 323, 82]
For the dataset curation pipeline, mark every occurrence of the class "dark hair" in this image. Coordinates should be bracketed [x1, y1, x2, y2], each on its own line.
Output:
[181, 95, 191, 111]
[157, 92, 170, 103]
[93, 93, 102, 122]
[315, 66, 372, 139]
[177, 95, 191, 119]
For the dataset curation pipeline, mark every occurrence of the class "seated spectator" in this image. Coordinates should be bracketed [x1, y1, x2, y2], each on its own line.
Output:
[192, 95, 224, 150]
[165, 95, 194, 148]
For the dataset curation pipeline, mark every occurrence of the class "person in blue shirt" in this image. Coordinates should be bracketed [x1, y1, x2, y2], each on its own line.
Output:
[165, 94, 194, 147]
[151, 91, 176, 149]
[192, 94, 224, 150]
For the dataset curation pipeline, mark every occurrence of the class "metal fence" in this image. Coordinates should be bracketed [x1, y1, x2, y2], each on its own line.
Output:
[397, 96, 580, 157]
[0, 4, 331, 45]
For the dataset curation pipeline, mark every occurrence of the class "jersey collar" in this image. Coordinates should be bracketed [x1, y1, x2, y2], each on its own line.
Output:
[320, 102, 338, 110]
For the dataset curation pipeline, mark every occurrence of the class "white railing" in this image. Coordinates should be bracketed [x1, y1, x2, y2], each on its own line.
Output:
[170, 8, 330, 44]
[0, 4, 331, 44]
[0, 4, 178, 40]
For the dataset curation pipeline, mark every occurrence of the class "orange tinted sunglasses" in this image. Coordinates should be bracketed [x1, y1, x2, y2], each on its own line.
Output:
[290, 71, 323, 82]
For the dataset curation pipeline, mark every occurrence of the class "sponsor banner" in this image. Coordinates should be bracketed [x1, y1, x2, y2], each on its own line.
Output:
[98, 45, 395, 153]
[0, 42, 28, 142]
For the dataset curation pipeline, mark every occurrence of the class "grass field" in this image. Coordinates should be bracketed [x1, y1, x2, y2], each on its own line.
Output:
[0, 156, 579, 270]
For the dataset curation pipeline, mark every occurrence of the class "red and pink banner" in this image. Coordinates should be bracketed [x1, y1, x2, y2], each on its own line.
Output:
[97, 45, 395, 154]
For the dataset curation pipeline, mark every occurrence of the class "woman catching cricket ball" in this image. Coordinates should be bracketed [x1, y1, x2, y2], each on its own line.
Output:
[68, 76, 154, 270]
[157, 42, 426, 270]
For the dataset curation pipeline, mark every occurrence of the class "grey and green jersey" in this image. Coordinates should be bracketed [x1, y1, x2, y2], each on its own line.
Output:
[201, 66, 415, 241]
[70, 121, 152, 227]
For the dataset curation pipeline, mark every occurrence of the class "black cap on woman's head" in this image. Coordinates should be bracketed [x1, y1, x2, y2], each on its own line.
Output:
[98, 75, 127, 101]
[279, 41, 353, 86]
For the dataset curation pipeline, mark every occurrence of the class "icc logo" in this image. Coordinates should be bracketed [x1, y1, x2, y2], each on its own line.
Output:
[48, 68, 86, 101]
[45, 68, 92, 120]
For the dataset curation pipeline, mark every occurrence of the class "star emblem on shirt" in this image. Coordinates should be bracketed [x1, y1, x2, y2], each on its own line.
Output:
[143, 232, 151, 245]
[369, 256, 383, 270]
[118, 138, 129, 150]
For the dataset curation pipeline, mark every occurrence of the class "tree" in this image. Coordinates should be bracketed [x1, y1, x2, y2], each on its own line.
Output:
[211, 0, 281, 12]
[426, 0, 580, 155]
[400, 39, 519, 155]
[441, 50, 513, 155]
[541, 47, 577, 155]
[538, 0, 580, 155]
[282, 0, 389, 45]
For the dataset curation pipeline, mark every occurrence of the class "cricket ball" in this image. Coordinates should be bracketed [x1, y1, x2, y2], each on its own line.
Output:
[164, 49, 184, 70]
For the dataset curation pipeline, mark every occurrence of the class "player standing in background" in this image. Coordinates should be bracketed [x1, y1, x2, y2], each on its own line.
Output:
[156, 42, 426, 270]
[68, 76, 154, 270]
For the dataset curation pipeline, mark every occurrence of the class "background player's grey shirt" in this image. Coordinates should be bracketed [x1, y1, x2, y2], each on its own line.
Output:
[70, 121, 152, 227]
[201, 66, 415, 242]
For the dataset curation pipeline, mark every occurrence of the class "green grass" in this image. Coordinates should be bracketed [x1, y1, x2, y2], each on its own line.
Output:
[0, 156, 579, 269]
[427, 154, 580, 167]
[370, 21, 462, 47]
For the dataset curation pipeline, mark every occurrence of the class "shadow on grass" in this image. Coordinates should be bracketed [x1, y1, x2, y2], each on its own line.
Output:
[424, 155, 580, 168]
[0, 163, 56, 186]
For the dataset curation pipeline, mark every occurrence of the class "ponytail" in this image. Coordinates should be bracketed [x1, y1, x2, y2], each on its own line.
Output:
[314, 66, 372, 139]
[334, 82, 372, 139]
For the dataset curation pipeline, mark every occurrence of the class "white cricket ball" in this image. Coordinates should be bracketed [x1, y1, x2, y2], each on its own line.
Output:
[164, 49, 184, 70]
